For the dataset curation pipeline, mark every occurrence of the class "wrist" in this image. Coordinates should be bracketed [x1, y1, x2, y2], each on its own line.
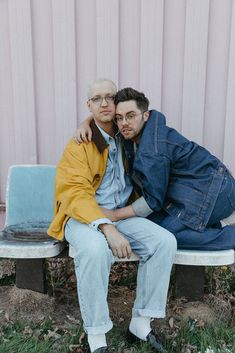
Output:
[114, 209, 121, 222]
[99, 223, 115, 234]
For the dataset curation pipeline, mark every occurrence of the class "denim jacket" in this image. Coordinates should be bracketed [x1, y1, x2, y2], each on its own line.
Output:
[124, 110, 228, 232]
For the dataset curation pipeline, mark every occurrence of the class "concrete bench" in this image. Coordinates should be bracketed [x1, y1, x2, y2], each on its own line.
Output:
[0, 165, 234, 301]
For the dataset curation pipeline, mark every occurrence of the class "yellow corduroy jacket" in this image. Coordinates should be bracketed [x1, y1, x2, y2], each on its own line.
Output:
[47, 120, 131, 241]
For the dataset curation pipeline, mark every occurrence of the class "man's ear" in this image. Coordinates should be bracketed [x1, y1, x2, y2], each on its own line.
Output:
[143, 111, 150, 122]
[87, 100, 91, 112]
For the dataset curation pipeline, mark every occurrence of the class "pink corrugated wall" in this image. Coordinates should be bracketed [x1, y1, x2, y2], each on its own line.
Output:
[0, 0, 235, 202]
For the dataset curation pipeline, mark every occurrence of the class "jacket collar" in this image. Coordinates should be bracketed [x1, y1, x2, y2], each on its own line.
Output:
[90, 119, 110, 153]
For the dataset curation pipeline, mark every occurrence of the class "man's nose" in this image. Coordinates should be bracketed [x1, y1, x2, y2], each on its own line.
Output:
[121, 117, 129, 125]
[100, 97, 108, 106]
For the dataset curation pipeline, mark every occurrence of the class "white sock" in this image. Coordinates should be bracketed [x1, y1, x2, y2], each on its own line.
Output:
[129, 317, 151, 341]
[88, 334, 107, 353]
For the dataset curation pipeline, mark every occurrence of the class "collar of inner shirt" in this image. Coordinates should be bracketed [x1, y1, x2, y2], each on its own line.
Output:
[95, 122, 120, 144]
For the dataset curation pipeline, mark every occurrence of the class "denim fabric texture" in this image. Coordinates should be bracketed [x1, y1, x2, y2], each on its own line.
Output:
[147, 211, 235, 250]
[94, 126, 133, 210]
[124, 110, 235, 233]
[90, 127, 133, 231]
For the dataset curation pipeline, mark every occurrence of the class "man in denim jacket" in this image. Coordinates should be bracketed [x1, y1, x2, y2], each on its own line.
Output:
[77, 87, 235, 250]
[110, 87, 235, 251]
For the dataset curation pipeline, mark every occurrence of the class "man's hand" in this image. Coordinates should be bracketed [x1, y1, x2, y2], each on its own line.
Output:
[73, 115, 93, 144]
[99, 224, 132, 259]
[100, 208, 118, 222]
[100, 205, 136, 222]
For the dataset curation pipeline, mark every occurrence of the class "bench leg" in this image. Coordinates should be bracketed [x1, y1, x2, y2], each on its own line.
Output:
[174, 265, 205, 301]
[16, 259, 47, 293]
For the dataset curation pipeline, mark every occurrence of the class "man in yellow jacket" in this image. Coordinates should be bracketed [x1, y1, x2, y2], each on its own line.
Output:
[48, 79, 177, 353]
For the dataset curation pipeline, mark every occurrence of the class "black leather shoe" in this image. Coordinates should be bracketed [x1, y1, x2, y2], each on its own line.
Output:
[126, 329, 166, 352]
[93, 347, 110, 353]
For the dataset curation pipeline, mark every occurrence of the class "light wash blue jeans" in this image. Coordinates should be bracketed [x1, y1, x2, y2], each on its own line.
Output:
[65, 217, 177, 335]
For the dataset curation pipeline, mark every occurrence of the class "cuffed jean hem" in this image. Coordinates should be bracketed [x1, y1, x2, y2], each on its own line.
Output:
[132, 308, 166, 319]
[84, 321, 113, 335]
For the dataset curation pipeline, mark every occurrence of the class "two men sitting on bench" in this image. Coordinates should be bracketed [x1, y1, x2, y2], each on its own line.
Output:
[48, 79, 177, 353]
[49, 79, 235, 353]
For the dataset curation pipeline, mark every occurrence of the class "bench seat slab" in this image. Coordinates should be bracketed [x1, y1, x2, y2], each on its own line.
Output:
[0, 237, 65, 258]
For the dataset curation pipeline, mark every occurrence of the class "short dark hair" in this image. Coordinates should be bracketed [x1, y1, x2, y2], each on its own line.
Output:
[114, 87, 149, 112]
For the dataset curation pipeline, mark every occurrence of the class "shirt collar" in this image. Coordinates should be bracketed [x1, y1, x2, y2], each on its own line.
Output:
[95, 123, 120, 143]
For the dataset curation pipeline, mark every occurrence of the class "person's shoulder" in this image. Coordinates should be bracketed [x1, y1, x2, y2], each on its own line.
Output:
[58, 138, 94, 167]
[65, 138, 92, 152]
[149, 110, 166, 126]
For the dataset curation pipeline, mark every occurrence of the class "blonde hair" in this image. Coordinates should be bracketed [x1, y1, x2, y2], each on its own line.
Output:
[87, 78, 117, 99]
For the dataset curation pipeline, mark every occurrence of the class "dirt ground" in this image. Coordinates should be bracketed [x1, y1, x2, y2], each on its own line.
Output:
[0, 284, 233, 331]
[0, 259, 234, 331]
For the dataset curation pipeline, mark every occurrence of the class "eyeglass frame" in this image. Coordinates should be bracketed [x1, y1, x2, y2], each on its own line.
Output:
[88, 95, 115, 106]
[113, 111, 146, 125]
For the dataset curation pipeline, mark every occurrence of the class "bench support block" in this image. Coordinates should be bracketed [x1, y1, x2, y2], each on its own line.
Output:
[16, 259, 46, 293]
[174, 265, 205, 301]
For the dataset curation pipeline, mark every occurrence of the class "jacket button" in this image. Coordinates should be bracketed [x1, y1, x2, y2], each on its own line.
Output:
[219, 167, 224, 173]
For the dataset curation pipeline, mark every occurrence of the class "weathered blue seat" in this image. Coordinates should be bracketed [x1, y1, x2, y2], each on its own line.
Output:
[0, 165, 64, 258]
[0, 165, 65, 293]
[6, 165, 55, 233]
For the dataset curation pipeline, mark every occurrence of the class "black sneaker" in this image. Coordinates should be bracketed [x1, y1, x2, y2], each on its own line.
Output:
[93, 347, 109, 353]
[126, 329, 167, 352]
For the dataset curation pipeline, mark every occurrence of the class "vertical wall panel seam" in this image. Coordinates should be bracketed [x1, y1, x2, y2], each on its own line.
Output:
[223, 0, 234, 160]
[116, 0, 120, 88]
[73, 0, 79, 126]
[161, 0, 166, 111]
[29, 0, 39, 164]
[138, 0, 142, 89]
[6, 1, 16, 161]
[180, 0, 187, 132]
[199, 1, 210, 145]
[118, 0, 121, 88]
[202, 0, 211, 146]
[95, 0, 98, 77]
[50, 0, 57, 141]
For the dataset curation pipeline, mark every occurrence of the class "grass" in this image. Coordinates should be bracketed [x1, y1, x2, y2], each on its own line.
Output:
[0, 319, 234, 353]
[0, 320, 81, 353]
[163, 321, 235, 353]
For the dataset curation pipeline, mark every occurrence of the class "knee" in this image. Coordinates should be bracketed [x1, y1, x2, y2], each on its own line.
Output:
[167, 233, 177, 254]
[156, 230, 177, 255]
[75, 239, 112, 264]
[165, 231, 177, 250]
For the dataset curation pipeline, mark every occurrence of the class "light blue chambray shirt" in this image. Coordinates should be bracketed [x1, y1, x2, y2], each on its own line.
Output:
[89, 124, 133, 231]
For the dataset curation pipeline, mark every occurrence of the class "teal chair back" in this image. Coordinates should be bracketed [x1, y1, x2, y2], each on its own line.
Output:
[5, 165, 56, 235]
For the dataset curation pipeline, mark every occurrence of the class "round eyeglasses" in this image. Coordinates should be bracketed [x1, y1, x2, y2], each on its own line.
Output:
[89, 95, 115, 105]
[114, 112, 144, 124]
